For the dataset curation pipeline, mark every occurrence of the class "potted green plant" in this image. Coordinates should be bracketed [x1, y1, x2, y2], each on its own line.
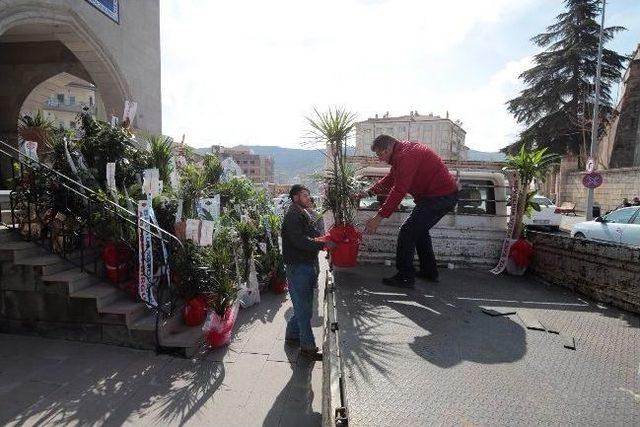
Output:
[18, 110, 54, 146]
[307, 107, 364, 267]
[503, 145, 560, 274]
[202, 228, 240, 346]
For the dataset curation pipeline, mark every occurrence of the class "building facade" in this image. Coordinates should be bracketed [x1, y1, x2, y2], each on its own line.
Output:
[21, 75, 97, 129]
[210, 146, 275, 184]
[355, 111, 468, 161]
[0, 0, 162, 143]
[597, 45, 640, 169]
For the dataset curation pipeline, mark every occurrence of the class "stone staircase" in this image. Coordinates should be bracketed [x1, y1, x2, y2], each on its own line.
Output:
[0, 228, 203, 356]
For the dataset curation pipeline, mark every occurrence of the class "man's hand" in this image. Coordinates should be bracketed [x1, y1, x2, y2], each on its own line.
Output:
[324, 240, 337, 250]
[351, 190, 370, 202]
[314, 237, 337, 250]
[365, 214, 383, 235]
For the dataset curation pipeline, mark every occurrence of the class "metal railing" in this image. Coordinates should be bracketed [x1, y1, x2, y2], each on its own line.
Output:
[0, 140, 183, 353]
[323, 268, 349, 426]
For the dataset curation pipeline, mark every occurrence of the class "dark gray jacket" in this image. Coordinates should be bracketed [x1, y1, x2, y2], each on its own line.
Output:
[281, 204, 324, 265]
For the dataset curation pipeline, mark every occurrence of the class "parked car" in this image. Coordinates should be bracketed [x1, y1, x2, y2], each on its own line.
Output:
[522, 195, 562, 231]
[571, 206, 640, 246]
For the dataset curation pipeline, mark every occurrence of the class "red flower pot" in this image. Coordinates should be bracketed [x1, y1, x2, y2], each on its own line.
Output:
[327, 224, 361, 268]
[509, 238, 534, 268]
[183, 295, 208, 327]
[102, 241, 131, 284]
[270, 274, 288, 294]
[204, 304, 238, 348]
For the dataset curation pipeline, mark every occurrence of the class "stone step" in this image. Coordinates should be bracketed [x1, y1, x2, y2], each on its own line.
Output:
[41, 269, 100, 293]
[130, 313, 157, 331]
[160, 323, 204, 356]
[0, 240, 47, 261]
[98, 297, 148, 327]
[0, 228, 20, 242]
[70, 282, 121, 310]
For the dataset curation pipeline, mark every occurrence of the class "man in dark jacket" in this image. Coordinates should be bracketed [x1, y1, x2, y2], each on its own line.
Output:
[360, 135, 459, 288]
[281, 184, 334, 358]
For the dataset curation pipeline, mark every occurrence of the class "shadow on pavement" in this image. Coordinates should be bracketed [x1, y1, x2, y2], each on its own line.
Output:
[334, 265, 639, 384]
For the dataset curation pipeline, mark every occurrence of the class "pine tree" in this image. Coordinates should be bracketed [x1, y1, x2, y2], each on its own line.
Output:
[504, 0, 627, 160]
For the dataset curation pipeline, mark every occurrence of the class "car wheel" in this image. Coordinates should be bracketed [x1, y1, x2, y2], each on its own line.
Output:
[574, 232, 586, 239]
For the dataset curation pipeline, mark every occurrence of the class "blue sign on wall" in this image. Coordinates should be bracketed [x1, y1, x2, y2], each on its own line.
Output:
[85, 0, 119, 24]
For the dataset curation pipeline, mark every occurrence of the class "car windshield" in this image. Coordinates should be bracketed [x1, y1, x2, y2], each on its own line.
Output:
[532, 196, 552, 206]
[604, 207, 638, 224]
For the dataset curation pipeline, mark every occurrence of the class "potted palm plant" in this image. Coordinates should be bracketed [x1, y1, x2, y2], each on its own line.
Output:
[503, 145, 560, 275]
[307, 107, 363, 267]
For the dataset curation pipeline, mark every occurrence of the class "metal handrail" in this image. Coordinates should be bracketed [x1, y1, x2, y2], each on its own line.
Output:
[0, 139, 184, 354]
[0, 140, 182, 249]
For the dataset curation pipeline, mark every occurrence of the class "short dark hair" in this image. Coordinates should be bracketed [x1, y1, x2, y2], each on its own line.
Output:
[371, 134, 398, 152]
[289, 184, 310, 199]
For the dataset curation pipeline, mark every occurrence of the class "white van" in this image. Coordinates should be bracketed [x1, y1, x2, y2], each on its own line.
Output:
[353, 168, 509, 268]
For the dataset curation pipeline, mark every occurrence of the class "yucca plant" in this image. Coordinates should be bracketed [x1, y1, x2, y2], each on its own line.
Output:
[144, 134, 174, 187]
[306, 107, 363, 226]
[504, 145, 561, 238]
[18, 111, 54, 144]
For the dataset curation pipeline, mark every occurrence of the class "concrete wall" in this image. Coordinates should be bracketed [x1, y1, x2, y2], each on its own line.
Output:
[0, 0, 161, 134]
[559, 166, 640, 213]
[530, 232, 640, 315]
[353, 210, 508, 268]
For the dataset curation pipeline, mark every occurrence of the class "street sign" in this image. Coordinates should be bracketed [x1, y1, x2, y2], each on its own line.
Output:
[582, 172, 603, 189]
[586, 157, 595, 173]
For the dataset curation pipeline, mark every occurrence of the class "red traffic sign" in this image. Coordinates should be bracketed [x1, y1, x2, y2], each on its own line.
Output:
[582, 172, 603, 189]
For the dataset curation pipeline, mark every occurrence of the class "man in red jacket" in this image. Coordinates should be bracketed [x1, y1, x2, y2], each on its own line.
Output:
[361, 135, 458, 287]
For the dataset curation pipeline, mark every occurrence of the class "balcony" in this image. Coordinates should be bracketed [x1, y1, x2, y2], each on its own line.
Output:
[43, 100, 96, 114]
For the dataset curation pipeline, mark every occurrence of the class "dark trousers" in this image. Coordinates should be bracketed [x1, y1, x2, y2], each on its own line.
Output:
[396, 192, 458, 278]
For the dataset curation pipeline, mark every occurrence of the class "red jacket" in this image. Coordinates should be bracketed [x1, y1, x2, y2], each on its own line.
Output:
[370, 141, 458, 218]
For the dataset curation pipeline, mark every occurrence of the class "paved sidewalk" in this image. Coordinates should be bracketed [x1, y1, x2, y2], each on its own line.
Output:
[334, 265, 640, 426]
[0, 283, 325, 426]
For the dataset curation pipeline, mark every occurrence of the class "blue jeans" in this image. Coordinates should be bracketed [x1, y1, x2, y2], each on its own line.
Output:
[285, 263, 316, 347]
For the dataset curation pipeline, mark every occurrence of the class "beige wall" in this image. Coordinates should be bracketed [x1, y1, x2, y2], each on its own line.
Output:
[558, 166, 640, 213]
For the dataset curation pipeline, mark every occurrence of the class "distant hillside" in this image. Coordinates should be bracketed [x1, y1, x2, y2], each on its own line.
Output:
[194, 145, 504, 183]
[194, 145, 352, 185]
[467, 149, 506, 162]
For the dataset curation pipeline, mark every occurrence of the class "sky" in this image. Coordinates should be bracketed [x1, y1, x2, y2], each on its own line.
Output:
[160, 0, 640, 153]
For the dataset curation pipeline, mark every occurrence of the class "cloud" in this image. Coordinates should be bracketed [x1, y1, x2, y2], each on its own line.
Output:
[160, 0, 535, 149]
[448, 55, 534, 152]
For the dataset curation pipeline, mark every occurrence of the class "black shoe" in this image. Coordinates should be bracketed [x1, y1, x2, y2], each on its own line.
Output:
[382, 274, 415, 288]
[416, 271, 439, 283]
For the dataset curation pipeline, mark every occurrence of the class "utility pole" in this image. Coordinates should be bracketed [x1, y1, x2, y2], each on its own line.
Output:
[586, 0, 606, 221]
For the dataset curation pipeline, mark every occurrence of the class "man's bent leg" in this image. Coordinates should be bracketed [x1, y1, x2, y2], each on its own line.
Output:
[416, 230, 438, 279]
[415, 193, 459, 279]
[395, 216, 419, 278]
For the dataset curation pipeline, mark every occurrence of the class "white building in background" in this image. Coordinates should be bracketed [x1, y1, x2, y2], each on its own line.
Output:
[355, 111, 468, 161]
[21, 75, 97, 130]
[220, 157, 244, 182]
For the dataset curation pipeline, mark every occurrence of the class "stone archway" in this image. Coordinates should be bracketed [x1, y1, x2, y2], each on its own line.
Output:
[0, 2, 132, 145]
